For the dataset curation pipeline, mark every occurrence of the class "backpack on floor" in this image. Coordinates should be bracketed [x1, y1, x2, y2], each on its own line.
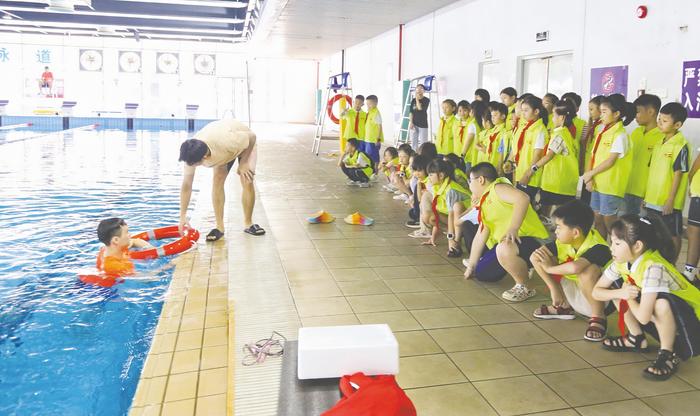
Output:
[321, 372, 416, 416]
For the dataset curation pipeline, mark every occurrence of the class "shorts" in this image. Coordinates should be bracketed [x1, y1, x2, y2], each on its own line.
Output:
[516, 184, 539, 203]
[645, 208, 683, 237]
[226, 144, 258, 176]
[689, 197, 700, 227]
[621, 194, 644, 216]
[539, 190, 575, 207]
[359, 140, 380, 163]
[474, 237, 543, 282]
[590, 191, 623, 216]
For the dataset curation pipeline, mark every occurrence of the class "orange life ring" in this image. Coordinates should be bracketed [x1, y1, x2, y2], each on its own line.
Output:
[326, 94, 352, 124]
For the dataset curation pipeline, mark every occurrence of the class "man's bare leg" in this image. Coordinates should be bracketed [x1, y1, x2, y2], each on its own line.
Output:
[241, 176, 255, 228]
[212, 166, 230, 232]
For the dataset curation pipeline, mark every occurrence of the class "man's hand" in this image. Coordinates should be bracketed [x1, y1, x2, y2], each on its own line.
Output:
[237, 163, 255, 183]
[408, 122, 414, 130]
[179, 219, 191, 236]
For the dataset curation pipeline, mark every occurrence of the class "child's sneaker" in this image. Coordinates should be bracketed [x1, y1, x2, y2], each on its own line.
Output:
[408, 228, 431, 238]
[393, 194, 409, 202]
[370, 173, 379, 182]
[405, 220, 421, 228]
[346, 180, 359, 186]
[358, 182, 370, 188]
[502, 284, 536, 302]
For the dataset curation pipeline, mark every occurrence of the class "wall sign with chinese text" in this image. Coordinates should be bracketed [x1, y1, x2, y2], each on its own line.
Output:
[682, 60, 700, 118]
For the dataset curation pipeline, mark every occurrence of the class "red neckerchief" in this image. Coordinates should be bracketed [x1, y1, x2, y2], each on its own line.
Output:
[587, 119, 602, 141]
[568, 124, 577, 139]
[551, 256, 574, 283]
[512, 116, 520, 133]
[476, 190, 490, 231]
[487, 131, 499, 154]
[514, 120, 535, 164]
[354, 111, 360, 134]
[589, 123, 615, 169]
[617, 274, 638, 335]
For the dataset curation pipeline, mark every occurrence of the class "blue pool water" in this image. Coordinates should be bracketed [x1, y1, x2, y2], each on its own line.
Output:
[0, 128, 196, 415]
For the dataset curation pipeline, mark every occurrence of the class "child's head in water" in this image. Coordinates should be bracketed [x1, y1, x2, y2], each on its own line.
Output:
[98, 218, 130, 249]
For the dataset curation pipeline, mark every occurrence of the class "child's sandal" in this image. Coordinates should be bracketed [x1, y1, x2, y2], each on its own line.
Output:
[447, 247, 463, 258]
[583, 317, 607, 342]
[643, 349, 680, 381]
[602, 333, 649, 352]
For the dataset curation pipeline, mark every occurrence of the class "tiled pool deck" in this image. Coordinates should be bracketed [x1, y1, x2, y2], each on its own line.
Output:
[131, 123, 700, 416]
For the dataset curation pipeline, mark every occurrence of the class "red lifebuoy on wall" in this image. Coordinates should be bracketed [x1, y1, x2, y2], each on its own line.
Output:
[326, 94, 353, 124]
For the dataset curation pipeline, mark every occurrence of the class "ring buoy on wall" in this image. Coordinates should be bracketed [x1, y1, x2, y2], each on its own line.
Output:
[78, 226, 200, 287]
[326, 94, 352, 124]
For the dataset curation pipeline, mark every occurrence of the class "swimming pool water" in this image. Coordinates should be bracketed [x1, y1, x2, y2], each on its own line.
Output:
[0, 128, 197, 415]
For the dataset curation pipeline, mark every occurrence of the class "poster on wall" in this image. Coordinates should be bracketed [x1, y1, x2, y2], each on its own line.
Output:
[590, 66, 628, 98]
[157, 52, 179, 74]
[682, 60, 700, 118]
[194, 54, 216, 75]
[79, 49, 103, 71]
[119, 51, 142, 73]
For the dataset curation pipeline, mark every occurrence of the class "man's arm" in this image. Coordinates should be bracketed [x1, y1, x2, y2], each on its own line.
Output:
[236, 131, 257, 182]
[179, 164, 196, 233]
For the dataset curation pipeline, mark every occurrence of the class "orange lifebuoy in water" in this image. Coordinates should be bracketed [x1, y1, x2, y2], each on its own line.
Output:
[78, 226, 199, 286]
[326, 94, 352, 124]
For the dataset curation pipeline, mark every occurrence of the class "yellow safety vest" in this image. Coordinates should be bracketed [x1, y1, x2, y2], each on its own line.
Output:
[341, 109, 367, 140]
[645, 132, 689, 210]
[452, 116, 471, 157]
[345, 150, 374, 178]
[573, 117, 586, 143]
[692, 172, 700, 198]
[626, 126, 664, 198]
[614, 250, 700, 320]
[584, 120, 602, 171]
[505, 104, 516, 132]
[478, 177, 549, 248]
[364, 108, 383, 143]
[467, 118, 483, 166]
[514, 118, 549, 188]
[477, 124, 504, 169]
[555, 228, 609, 282]
[590, 121, 631, 197]
[431, 178, 470, 215]
[384, 157, 400, 177]
[454, 168, 470, 190]
[541, 126, 579, 196]
[436, 114, 457, 155]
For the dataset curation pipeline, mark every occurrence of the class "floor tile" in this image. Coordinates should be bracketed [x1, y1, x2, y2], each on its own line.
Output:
[508, 343, 590, 374]
[482, 322, 556, 347]
[406, 383, 497, 416]
[194, 394, 226, 416]
[301, 314, 360, 327]
[164, 372, 198, 402]
[415, 264, 462, 276]
[289, 279, 342, 298]
[200, 345, 227, 370]
[539, 368, 632, 407]
[562, 340, 649, 367]
[575, 399, 660, 416]
[323, 256, 370, 269]
[676, 354, 700, 388]
[373, 265, 424, 279]
[356, 311, 423, 332]
[385, 278, 437, 293]
[198, 367, 227, 397]
[534, 319, 590, 342]
[170, 349, 201, 374]
[473, 375, 568, 416]
[449, 349, 531, 381]
[443, 289, 501, 306]
[410, 307, 476, 329]
[396, 292, 455, 309]
[395, 330, 443, 357]
[330, 267, 379, 282]
[161, 399, 195, 416]
[642, 390, 700, 416]
[427, 276, 479, 291]
[462, 304, 529, 325]
[346, 294, 406, 313]
[294, 297, 353, 317]
[365, 256, 412, 267]
[428, 326, 501, 352]
[337, 280, 392, 296]
[395, 354, 466, 389]
[598, 363, 694, 397]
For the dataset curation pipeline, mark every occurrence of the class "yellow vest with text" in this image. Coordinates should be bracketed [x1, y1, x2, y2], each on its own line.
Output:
[345, 150, 373, 178]
[626, 126, 664, 197]
[505, 104, 516, 132]
[541, 126, 579, 196]
[364, 108, 383, 143]
[436, 114, 457, 155]
[591, 122, 631, 198]
[478, 125, 504, 169]
[514, 118, 549, 188]
[555, 228, 609, 282]
[341, 109, 367, 140]
[614, 250, 700, 320]
[645, 132, 689, 210]
[432, 178, 470, 215]
[479, 177, 549, 248]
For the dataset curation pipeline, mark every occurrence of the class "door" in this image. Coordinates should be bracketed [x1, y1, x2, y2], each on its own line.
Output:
[478, 61, 500, 97]
[521, 53, 573, 98]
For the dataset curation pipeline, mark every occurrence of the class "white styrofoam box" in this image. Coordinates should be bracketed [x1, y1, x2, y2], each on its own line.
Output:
[297, 324, 399, 380]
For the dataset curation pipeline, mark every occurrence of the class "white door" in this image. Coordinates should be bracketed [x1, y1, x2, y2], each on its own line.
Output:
[521, 53, 573, 98]
[479, 61, 500, 98]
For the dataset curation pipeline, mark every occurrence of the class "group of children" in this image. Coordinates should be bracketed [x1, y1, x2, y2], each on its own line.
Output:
[337, 87, 700, 380]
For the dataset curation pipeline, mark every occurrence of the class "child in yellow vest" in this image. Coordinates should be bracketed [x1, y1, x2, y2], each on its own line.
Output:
[362, 95, 383, 163]
[623, 94, 664, 215]
[436, 99, 457, 156]
[543, 93, 558, 131]
[512, 96, 550, 203]
[474, 112, 493, 165]
[464, 162, 549, 301]
[461, 100, 487, 168]
[339, 94, 367, 141]
[500, 87, 518, 132]
[503, 94, 531, 183]
[684, 152, 700, 285]
[487, 102, 510, 175]
[338, 138, 373, 188]
[391, 143, 415, 203]
[579, 96, 604, 204]
[581, 94, 635, 239]
[453, 100, 472, 164]
[593, 215, 700, 380]
[534, 100, 580, 215]
[420, 159, 470, 253]
[643, 103, 690, 259]
[378, 147, 400, 192]
[407, 154, 432, 237]
[561, 92, 586, 144]
[474, 88, 490, 102]
[531, 201, 611, 341]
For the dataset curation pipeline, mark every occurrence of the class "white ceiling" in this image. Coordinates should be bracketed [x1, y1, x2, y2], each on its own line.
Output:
[255, 0, 462, 59]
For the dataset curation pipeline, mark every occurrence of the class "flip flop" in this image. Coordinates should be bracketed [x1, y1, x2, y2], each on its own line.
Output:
[206, 228, 225, 242]
[244, 224, 266, 236]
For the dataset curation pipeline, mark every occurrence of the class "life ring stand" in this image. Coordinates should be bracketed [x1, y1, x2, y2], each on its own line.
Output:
[326, 94, 353, 124]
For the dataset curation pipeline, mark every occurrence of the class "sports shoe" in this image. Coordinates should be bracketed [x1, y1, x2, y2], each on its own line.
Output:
[393, 194, 409, 202]
[346, 180, 359, 186]
[405, 220, 421, 228]
[358, 182, 370, 188]
[502, 284, 537, 302]
[408, 228, 431, 238]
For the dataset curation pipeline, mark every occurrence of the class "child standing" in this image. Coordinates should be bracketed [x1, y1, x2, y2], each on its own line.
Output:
[530, 201, 611, 341]
[362, 95, 383, 163]
[462, 100, 487, 169]
[500, 87, 518, 132]
[543, 93, 558, 131]
[623, 94, 664, 216]
[464, 162, 549, 301]
[643, 102, 690, 259]
[579, 96, 604, 204]
[436, 99, 457, 156]
[339, 95, 367, 142]
[581, 94, 634, 239]
[339, 138, 374, 188]
[535, 100, 580, 215]
[561, 92, 586, 144]
[593, 215, 700, 380]
[453, 100, 472, 163]
[512, 96, 549, 203]
[487, 102, 510, 175]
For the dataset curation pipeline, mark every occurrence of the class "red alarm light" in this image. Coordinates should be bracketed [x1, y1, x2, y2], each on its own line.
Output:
[637, 5, 648, 19]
